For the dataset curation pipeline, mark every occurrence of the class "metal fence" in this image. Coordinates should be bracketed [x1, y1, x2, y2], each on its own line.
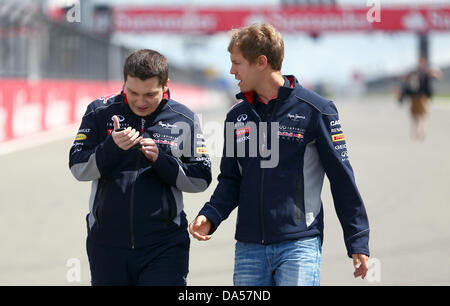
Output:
[0, 0, 130, 81]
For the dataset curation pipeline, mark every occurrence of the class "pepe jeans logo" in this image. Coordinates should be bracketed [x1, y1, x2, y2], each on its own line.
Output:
[158, 121, 178, 129]
[287, 113, 306, 121]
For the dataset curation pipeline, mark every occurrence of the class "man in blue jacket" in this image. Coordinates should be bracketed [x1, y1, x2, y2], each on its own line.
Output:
[69, 49, 212, 285]
[189, 24, 370, 286]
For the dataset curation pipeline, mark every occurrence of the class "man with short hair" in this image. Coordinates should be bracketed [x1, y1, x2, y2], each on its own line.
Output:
[189, 24, 370, 286]
[69, 49, 212, 286]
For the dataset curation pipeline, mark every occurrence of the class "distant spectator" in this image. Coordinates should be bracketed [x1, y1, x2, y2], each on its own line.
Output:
[398, 55, 442, 140]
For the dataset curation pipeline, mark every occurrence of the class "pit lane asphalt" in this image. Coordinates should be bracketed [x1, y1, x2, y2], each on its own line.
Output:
[0, 95, 449, 285]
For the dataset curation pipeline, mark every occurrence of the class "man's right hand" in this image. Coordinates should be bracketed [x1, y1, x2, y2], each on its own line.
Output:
[189, 215, 212, 241]
[111, 115, 142, 150]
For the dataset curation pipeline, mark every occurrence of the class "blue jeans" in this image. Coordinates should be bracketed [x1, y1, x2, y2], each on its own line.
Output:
[233, 236, 322, 286]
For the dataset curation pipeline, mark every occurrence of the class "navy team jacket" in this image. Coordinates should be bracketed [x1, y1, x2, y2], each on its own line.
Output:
[198, 76, 370, 258]
[69, 89, 212, 249]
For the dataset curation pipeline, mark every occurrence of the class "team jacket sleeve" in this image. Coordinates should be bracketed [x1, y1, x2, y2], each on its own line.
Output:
[315, 101, 370, 258]
[197, 119, 242, 234]
[69, 103, 127, 181]
[151, 115, 212, 193]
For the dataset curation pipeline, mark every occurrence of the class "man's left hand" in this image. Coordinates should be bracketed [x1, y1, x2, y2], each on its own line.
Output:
[352, 253, 369, 279]
[140, 138, 159, 162]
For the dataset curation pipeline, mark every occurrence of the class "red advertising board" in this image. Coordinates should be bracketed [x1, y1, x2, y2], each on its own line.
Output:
[0, 79, 211, 142]
[112, 6, 450, 33]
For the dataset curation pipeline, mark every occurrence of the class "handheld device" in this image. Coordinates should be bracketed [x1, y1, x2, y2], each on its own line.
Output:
[114, 128, 142, 149]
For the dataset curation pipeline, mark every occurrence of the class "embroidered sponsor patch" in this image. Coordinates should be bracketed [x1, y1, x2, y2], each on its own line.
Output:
[330, 120, 340, 127]
[75, 133, 87, 141]
[335, 144, 347, 150]
[287, 113, 306, 121]
[237, 135, 250, 143]
[154, 139, 178, 147]
[196, 147, 208, 154]
[235, 127, 251, 136]
[111, 115, 125, 122]
[278, 131, 304, 139]
[236, 114, 248, 122]
[158, 121, 177, 129]
[331, 133, 345, 142]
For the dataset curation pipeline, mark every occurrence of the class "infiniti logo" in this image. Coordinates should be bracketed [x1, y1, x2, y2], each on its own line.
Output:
[237, 114, 248, 122]
[111, 115, 125, 122]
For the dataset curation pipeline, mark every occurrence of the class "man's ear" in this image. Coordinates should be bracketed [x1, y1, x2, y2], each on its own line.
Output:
[256, 55, 268, 71]
[163, 79, 170, 92]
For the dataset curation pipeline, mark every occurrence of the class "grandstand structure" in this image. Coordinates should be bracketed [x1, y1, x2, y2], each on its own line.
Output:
[0, 0, 209, 83]
[2, 0, 449, 85]
[0, 0, 226, 143]
[0, 0, 129, 80]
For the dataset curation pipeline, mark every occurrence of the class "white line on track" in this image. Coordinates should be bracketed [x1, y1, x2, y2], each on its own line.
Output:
[0, 124, 79, 156]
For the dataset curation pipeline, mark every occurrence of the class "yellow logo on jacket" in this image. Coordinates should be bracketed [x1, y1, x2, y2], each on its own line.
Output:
[196, 147, 208, 154]
[75, 134, 87, 141]
[331, 133, 345, 142]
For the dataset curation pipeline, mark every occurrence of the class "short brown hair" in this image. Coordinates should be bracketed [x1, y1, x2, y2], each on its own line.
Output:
[123, 49, 169, 85]
[228, 23, 284, 71]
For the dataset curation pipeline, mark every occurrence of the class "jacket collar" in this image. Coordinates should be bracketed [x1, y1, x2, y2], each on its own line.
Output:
[235, 75, 299, 104]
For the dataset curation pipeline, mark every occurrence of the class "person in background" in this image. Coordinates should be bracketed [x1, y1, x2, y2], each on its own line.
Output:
[398, 55, 442, 140]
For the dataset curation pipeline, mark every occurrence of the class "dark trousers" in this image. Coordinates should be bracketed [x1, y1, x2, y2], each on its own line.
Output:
[86, 234, 190, 286]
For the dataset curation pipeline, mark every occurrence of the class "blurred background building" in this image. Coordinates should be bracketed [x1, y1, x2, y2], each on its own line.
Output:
[1, 0, 450, 143]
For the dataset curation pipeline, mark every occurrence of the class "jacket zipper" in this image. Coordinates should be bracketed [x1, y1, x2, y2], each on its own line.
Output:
[129, 118, 146, 249]
[140, 117, 145, 134]
[260, 169, 266, 244]
[259, 100, 278, 245]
